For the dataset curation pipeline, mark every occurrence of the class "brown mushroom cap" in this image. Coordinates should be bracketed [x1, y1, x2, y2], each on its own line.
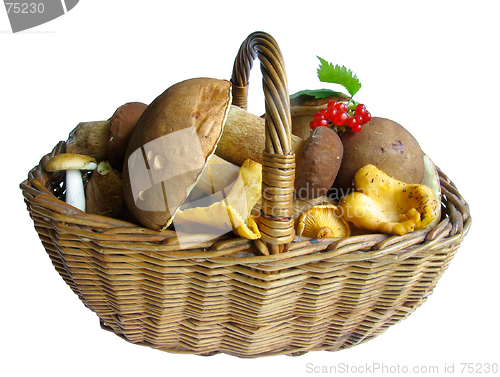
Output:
[108, 102, 148, 170]
[294, 126, 343, 200]
[334, 117, 425, 196]
[66, 121, 110, 162]
[45, 153, 97, 172]
[122, 78, 232, 231]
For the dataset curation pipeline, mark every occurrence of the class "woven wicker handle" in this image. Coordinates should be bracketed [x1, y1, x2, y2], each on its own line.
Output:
[231, 32, 295, 253]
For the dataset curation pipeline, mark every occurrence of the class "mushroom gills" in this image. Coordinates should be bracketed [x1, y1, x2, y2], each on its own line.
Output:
[297, 204, 350, 239]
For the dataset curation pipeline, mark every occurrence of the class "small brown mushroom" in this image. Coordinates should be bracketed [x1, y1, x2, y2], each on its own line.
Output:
[294, 126, 343, 200]
[108, 102, 147, 171]
[66, 120, 110, 162]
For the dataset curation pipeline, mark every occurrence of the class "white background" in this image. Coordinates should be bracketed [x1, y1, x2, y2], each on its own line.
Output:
[2, 1, 499, 376]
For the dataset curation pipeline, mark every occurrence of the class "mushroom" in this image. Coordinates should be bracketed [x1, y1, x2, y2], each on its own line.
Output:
[291, 195, 337, 221]
[108, 102, 148, 171]
[215, 105, 307, 167]
[194, 154, 240, 196]
[419, 153, 442, 229]
[45, 153, 97, 211]
[294, 126, 343, 200]
[296, 204, 350, 239]
[216, 107, 344, 201]
[338, 164, 438, 236]
[85, 160, 124, 219]
[122, 77, 233, 231]
[174, 159, 262, 239]
[66, 120, 111, 162]
[121, 77, 348, 231]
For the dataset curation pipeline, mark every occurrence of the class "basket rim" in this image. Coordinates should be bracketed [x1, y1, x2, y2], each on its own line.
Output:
[20, 139, 471, 266]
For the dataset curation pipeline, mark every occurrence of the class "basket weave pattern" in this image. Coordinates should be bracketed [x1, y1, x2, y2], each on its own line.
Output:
[20, 32, 471, 358]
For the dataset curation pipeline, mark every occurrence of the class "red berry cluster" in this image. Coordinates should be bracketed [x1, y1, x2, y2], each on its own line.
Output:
[309, 101, 371, 133]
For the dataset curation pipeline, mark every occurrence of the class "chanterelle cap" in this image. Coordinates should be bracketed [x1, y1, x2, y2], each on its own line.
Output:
[46, 153, 98, 172]
[122, 77, 232, 231]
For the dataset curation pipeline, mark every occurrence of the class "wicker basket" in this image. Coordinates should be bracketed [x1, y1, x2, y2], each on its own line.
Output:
[20, 31, 471, 358]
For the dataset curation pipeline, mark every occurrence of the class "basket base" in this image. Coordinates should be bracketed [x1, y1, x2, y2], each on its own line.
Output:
[97, 312, 402, 358]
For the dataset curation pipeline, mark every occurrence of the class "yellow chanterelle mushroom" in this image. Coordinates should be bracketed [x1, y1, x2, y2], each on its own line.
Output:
[173, 159, 262, 239]
[297, 204, 350, 239]
[338, 164, 438, 236]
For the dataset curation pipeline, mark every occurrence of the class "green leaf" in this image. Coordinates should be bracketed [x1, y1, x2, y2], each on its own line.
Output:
[289, 88, 344, 100]
[317, 56, 362, 97]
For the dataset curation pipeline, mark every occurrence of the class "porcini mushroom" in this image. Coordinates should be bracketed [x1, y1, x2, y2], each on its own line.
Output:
[45, 153, 97, 211]
[215, 105, 306, 167]
[122, 77, 233, 231]
[339, 164, 438, 236]
[296, 204, 350, 239]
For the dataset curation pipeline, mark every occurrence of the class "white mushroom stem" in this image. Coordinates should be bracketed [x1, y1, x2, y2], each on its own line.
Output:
[65, 169, 92, 211]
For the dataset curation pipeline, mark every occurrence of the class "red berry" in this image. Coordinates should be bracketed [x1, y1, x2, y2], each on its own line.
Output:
[335, 102, 348, 112]
[327, 100, 337, 109]
[309, 120, 316, 130]
[313, 112, 325, 120]
[346, 117, 358, 129]
[355, 103, 367, 116]
[326, 107, 337, 122]
[355, 114, 364, 124]
[362, 111, 372, 123]
[333, 111, 349, 126]
[351, 123, 363, 132]
[315, 118, 329, 128]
